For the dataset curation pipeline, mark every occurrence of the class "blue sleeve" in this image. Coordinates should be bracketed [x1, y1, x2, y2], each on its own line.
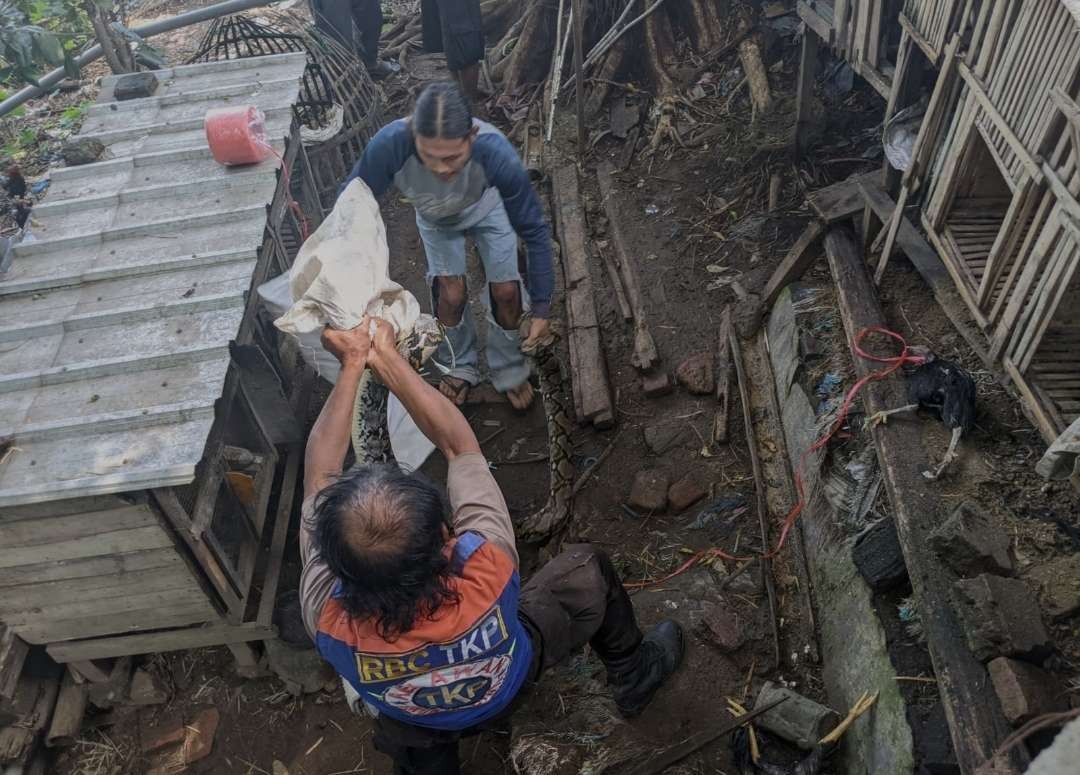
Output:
[337, 119, 413, 200]
[474, 133, 555, 318]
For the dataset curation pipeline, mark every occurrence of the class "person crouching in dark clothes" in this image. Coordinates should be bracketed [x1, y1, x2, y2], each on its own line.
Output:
[300, 318, 685, 775]
[420, 0, 485, 101]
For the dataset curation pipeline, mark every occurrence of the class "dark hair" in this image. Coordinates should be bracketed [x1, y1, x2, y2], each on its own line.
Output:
[412, 82, 473, 139]
[313, 464, 459, 640]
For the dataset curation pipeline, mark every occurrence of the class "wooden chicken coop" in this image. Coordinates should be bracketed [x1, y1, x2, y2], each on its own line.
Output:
[796, 0, 1080, 447]
[0, 52, 320, 672]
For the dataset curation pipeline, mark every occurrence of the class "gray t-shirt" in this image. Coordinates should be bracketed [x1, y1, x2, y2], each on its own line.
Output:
[298, 453, 519, 640]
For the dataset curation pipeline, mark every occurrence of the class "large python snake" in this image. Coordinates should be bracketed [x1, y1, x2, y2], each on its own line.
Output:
[349, 317, 575, 543]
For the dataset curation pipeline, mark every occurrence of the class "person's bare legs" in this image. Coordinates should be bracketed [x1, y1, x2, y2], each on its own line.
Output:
[490, 280, 533, 411]
[435, 275, 471, 406]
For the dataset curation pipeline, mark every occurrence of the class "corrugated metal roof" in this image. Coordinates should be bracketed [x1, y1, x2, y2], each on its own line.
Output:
[0, 52, 307, 507]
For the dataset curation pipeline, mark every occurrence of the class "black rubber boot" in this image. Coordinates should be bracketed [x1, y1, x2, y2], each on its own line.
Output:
[607, 620, 684, 718]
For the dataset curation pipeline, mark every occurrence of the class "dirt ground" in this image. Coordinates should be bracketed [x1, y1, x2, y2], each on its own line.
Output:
[25, 0, 1080, 773]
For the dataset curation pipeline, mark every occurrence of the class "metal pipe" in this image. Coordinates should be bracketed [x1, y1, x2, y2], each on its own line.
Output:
[0, 0, 277, 118]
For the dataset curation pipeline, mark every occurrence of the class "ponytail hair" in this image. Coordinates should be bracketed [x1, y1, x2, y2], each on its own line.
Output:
[412, 82, 474, 140]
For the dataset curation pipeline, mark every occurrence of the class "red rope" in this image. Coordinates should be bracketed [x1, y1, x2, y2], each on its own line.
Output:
[264, 143, 312, 241]
[625, 326, 926, 590]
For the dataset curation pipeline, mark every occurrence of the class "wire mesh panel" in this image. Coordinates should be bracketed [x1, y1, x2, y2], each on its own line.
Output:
[190, 11, 386, 210]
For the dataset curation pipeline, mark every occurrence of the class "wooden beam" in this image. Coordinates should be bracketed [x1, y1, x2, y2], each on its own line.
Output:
[47, 623, 274, 663]
[856, 177, 991, 366]
[807, 171, 878, 222]
[597, 162, 660, 372]
[898, 12, 939, 66]
[796, 0, 832, 44]
[957, 61, 1044, 184]
[761, 220, 826, 308]
[551, 164, 616, 427]
[0, 626, 28, 703]
[824, 226, 1028, 775]
[712, 306, 732, 444]
[795, 24, 820, 157]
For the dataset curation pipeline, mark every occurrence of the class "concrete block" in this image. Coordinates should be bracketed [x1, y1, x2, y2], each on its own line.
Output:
[642, 372, 674, 398]
[114, 72, 159, 101]
[1025, 553, 1080, 621]
[755, 681, 840, 750]
[953, 575, 1050, 661]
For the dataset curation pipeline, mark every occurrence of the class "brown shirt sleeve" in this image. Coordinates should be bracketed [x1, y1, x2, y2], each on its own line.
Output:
[447, 452, 519, 568]
[298, 495, 336, 641]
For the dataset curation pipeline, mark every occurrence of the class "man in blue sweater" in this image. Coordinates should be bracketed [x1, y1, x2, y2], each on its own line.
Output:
[339, 82, 554, 410]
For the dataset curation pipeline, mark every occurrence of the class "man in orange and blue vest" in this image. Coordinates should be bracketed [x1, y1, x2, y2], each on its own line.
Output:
[299, 318, 684, 774]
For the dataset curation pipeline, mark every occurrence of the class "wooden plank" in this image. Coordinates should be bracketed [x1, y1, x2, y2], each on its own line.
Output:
[795, 24, 821, 157]
[598, 243, 633, 321]
[0, 526, 172, 570]
[0, 566, 198, 615]
[48, 622, 273, 663]
[0, 547, 180, 589]
[876, 184, 909, 285]
[712, 306, 733, 444]
[45, 668, 88, 748]
[2, 587, 211, 627]
[824, 226, 1029, 775]
[761, 220, 826, 307]
[551, 164, 615, 425]
[796, 0, 833, 43]
[597, 162, 659, 372]
[958, 61, 1044, 184]
[257, 446, 302, 627]
[1003, 356, 1063, 443]
[866, 0, 883, 69]
[15, 600, 217, 644]
[0, 626, 28, 702]
[152, 488, 245, 617]
[807, 172, 877, 222]
[1050, 87, 1080, 164]
[0, 504, 154, 549]
[899, 12, 939, 66]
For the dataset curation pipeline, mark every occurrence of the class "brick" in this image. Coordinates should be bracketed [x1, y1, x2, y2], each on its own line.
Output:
[952, 575, 1050, 661]
[181, 707, 219, 763]
[929, 502, 1013, 577]
[1025, 554, 1080, 621]
[988, 657, 1067, 725]
[675, 352, 715, 395]
[628, 469, 670, 512]
[641, 371, 673, 398]
[668, 475, 707, 513]
[141, 715, 185, 754]
[699, 601, 745, 652]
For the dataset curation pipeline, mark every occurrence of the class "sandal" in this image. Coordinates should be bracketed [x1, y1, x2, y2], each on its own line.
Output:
[439, 376, 471, 406]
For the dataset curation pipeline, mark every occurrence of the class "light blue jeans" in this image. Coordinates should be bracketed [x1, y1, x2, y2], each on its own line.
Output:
[417, 200, 530, 392]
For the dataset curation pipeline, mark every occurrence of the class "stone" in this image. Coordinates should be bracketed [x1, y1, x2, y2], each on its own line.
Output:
[641, 371, 673, 398]
[264, 638, 334, 695]
[643, 422, 692, 455]
[929, 502, 1013, 577]
[675, 352, 715, 395]
[61, 137, 105, 166]
[755, 681, 840, 750]
[952, 574, 1051, 661]
[699, 601, 745, 652]
[852, 518, 908, 591]
[1024, 554, 1080, 621]
[114, 72, 158, 100]
[668, 474, 707, 513]
[628, 469, 670, 512]
[127, 668, 168, 706]
[87, 657, 132, 709]
[181, 707, 219, 763]
[987, 657, 1067, 725]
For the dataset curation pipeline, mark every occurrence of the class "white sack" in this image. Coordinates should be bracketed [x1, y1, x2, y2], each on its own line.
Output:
[274, 177, 420, 336]
[256, 179, 435, 471]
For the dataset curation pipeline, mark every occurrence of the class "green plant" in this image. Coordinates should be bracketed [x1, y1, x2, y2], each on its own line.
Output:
[0, 0, 84, 85]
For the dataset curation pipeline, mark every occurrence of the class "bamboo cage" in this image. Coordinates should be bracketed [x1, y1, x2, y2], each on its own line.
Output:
[190, 11, 386, 211]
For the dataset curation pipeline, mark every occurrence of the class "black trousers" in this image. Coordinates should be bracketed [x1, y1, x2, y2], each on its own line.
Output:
[419, 0, 485, 71]
[371, 545, 643, 775]
[310, 0, 382, 67]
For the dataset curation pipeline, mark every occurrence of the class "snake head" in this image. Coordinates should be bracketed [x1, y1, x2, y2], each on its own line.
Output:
[397, 314, 444, 369]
